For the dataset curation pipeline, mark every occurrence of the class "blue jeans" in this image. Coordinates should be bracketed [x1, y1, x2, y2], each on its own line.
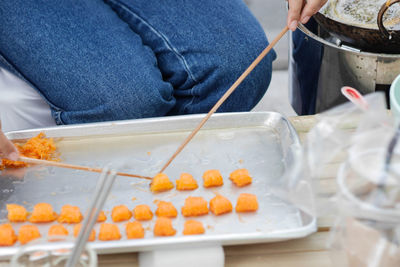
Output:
[0, 0, 275, 125]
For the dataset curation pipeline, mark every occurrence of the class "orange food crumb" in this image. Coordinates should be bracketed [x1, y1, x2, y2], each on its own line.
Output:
[99, 223, 121, 241]
[153, 217, 176, 237]
[18, 225, 41, 245]
[235, 193, 259, 212]
[57, 205, 83, 224]
[183, 220, 205, 235]
[155, 201, 178, 218]
[97, 211, 107, 222]
[202, 170, 223, 188]
[150, 173, 174, 193]
[73, 224, 95, 242]
[181, 197, 209, 217]
[0, 224, 17, 246]
[111, 205, 132, 222]
[48, 224, 68, 237]
[29, 203, 57, 223]
[133, 204, 153, 221]
[126, 221, 145, 239]
[7, 204, 28, 222]
[209, 195, 233, 215]
[0, 133, 58, 170]
[176, 173, 198, 191]
[229, 169, 252, 187]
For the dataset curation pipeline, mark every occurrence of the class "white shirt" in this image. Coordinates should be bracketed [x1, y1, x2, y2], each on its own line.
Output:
[0, 67, 56, 133]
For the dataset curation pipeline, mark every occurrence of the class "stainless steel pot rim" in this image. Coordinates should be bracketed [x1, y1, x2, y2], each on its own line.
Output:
[297, 23, 400, 57]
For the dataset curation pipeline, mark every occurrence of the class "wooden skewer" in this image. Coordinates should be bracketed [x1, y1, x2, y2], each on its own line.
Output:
[18, 156, 152, 180]
[159, 26, 290, 173]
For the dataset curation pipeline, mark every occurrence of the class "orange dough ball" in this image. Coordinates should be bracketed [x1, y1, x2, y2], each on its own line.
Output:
[202, 170, 223, 188]
[126, 221, 145, 239]
[57, 205, 83, 224]
[183, 220, 205, 235]
[235, 193, 259, 212]
[209, 195, 233, 215]
[153, 217, 176, 237]
[97, 211, 107, 222]
[181, 197, 209, 217]
[176, 173, 198, 190]
[18, 225, 41, 245]
[133, 204, 153, 221]
[229, 169, 252, 187]
[73, 224, 95, 242]
[0, 224, 17, 246]
[150, 173, 174, 193]
[99, 223, 121, 241]
[6, 204, 28, 222]
[111, 205, 132, 222]
[29, 203, 57, 223]
[155, 201, 178, 218]
[48, 224, 68, 239]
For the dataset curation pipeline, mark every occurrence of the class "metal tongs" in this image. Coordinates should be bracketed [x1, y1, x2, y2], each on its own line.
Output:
[65, 167, 117, 267]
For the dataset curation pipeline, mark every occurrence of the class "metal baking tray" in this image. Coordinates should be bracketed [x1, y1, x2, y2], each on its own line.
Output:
[0, 112, 316, 257]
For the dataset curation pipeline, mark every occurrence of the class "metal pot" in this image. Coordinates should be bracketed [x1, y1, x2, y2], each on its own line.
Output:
[314, 0, 400, 53]
[289, 19, 400, 115]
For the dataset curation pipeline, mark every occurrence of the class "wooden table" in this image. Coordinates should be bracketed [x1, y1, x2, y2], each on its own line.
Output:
[98, 116, 340, 267]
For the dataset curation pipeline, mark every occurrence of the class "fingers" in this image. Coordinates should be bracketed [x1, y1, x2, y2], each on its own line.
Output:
[287, 0, 304, 31]
[300, 0, 328, 24]
[0, 122, 18, 161]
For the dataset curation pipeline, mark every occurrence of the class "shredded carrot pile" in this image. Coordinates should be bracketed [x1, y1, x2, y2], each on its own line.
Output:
[0, 133, 58, 170]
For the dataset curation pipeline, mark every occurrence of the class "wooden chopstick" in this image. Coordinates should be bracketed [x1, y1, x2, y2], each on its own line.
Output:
[159, 26, 289, 173]
[18, 156, 152, 180]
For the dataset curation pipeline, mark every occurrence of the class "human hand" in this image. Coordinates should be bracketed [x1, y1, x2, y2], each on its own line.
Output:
[287, 0, 328, 31]
[0, 121, 19, 161]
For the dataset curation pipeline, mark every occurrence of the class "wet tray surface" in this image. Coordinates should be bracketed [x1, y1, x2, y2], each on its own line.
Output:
[0, 112, 316, 257]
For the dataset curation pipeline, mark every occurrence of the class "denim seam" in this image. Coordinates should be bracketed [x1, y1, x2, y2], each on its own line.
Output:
[108, 0, 199, 85]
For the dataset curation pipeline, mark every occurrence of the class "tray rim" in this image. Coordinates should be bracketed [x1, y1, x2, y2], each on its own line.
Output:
[1, 112, 316, 257]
